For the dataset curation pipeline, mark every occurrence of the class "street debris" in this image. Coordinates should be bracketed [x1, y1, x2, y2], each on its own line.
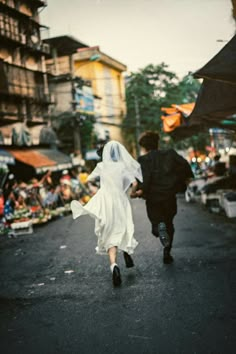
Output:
[14, 249, 24, 256]
[128, 334, 152, 340]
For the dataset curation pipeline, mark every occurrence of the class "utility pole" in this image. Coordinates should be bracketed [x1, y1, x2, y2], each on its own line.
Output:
[70, 51, 101, 157]
[134, 95, 141, 157]
[70, 54, 81, 156]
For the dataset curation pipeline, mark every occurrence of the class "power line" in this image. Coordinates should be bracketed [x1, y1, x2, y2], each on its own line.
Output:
[50, 90, 123, 97]
[77, 77, 123, 81]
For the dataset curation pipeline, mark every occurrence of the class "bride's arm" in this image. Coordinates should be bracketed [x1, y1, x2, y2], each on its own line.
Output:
[130, 180, 143, 198]
[87, 163, 101, 182]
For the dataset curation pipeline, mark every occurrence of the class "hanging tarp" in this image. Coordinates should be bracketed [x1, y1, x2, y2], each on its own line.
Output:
[189, 79, 236, 125]
[161, 113, 181, 133]
[161, 103, 195, 132]
[170, 122, 207, 140]
[194, 34, 236, 84]
[190, 33, 236, 127]
[171, 35, 236, 140]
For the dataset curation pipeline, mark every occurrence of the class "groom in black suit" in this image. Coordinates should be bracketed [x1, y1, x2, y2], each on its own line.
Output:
[132, 131, 193, 264]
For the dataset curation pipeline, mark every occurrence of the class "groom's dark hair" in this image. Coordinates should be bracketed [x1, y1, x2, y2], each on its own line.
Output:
[96, 144, 105, 158]
[139, 131, 159, 151]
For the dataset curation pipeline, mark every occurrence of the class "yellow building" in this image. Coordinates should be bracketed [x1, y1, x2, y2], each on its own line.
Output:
[73, 46, 127, 143]
[44, 36, 127, 154]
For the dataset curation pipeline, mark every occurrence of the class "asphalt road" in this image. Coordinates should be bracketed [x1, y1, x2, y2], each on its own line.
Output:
[0, 196, 236, 354]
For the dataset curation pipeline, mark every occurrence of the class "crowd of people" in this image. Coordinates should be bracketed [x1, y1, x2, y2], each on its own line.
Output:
[0, 167, 97, 234]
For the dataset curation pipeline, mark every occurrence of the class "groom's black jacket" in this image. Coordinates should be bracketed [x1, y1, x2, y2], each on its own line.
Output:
[138, 149, 194, 202]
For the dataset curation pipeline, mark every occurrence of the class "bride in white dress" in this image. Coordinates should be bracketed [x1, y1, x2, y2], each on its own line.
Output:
[71, 140, 143, 286]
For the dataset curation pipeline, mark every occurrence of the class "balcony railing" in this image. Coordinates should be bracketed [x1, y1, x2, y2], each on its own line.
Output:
[0, 27, 27, 44]
[0, 1, 47, 26]
[0, 24, 50, 54]
[0, 59, 48, 102]
[28, 41, 50, 55]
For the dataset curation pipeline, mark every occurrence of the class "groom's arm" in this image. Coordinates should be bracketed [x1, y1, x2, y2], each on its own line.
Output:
[137, 155, 152, 197]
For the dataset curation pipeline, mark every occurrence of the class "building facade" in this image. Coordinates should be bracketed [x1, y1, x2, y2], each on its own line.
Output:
[73, 46, 127, 143]
[43, 35, 90, 155]
[0, 0, 52, 145]
[44, 36, 127, 156]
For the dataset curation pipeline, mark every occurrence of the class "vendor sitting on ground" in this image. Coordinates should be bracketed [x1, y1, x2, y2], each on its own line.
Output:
[60, 180, 73, 203]
[15, 192, 28, 210]
[42, 186, 60, 209]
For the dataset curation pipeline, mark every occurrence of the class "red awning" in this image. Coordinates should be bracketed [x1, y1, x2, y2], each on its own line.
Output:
[8, 148, 73, 174]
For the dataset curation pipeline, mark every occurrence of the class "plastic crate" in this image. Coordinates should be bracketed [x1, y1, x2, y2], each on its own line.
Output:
[217, 189, 235, 209]
[10, 221, 33, 235]
[223, 199, 236, 218]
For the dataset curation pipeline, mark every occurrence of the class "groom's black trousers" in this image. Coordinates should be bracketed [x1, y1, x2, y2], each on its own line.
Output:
[146, 196, 177, 251]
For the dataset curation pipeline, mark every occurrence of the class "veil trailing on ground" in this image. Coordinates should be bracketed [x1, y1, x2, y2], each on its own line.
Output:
[102, 140, 143, 183]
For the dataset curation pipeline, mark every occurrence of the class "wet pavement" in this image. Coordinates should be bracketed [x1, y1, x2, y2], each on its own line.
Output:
[0, 196, 236, 354]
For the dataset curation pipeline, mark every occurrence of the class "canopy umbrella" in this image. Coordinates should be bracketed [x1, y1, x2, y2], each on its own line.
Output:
[188, 79, 236, 125]
[170, 34, 236, 140]
[190, 33, 236, 127]
[194, 34, 236, 84]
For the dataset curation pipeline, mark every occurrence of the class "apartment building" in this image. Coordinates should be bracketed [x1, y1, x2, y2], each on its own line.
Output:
[0, 0, 52, 145]
[44, 36, 127, 155]
[72, 46, 127, 143]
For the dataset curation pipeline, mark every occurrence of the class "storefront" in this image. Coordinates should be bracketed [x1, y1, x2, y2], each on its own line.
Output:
[6, 147, 73, 180]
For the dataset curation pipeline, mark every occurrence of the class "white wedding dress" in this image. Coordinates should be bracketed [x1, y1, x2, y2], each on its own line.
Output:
[71, 141, 143, 255]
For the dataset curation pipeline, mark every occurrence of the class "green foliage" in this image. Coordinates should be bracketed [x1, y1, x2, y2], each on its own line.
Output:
[177, 74, 201, 103]
[51, 112, 96, 153]
[80, 116, 96, 153]
[124, 63, 201, 147]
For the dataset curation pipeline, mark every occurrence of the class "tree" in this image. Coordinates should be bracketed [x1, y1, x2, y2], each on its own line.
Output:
[79, 115, 96, 154]
[124, 63, 201, 150]
[51, 112, 96, 155]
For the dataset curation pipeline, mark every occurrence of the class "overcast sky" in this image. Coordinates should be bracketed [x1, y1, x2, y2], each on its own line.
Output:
[41, 0, 235, 77]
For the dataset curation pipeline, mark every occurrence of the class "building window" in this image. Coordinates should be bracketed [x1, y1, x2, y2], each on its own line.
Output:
[0, 13, 19, 41]
[103, 66, 114, 118]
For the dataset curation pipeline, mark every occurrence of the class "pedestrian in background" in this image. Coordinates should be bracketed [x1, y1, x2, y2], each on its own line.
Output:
[4, 191, 17, 220]
[71, 140, 143, 287]
[132, 131, 193, 264]
[0, 189, 4, 217]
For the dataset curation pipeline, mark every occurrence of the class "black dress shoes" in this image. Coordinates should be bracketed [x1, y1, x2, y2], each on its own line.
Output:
[123, 252, 134, 268]
[163, 248, 174, 264]
[112, 266, 122, 286]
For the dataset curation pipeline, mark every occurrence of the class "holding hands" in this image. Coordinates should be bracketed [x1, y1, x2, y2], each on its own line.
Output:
[130, 189, 143, 198]
[130, 181, 143, 198]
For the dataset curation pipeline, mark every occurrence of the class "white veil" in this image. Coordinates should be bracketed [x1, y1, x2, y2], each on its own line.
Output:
[102, 140, 143, 182]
